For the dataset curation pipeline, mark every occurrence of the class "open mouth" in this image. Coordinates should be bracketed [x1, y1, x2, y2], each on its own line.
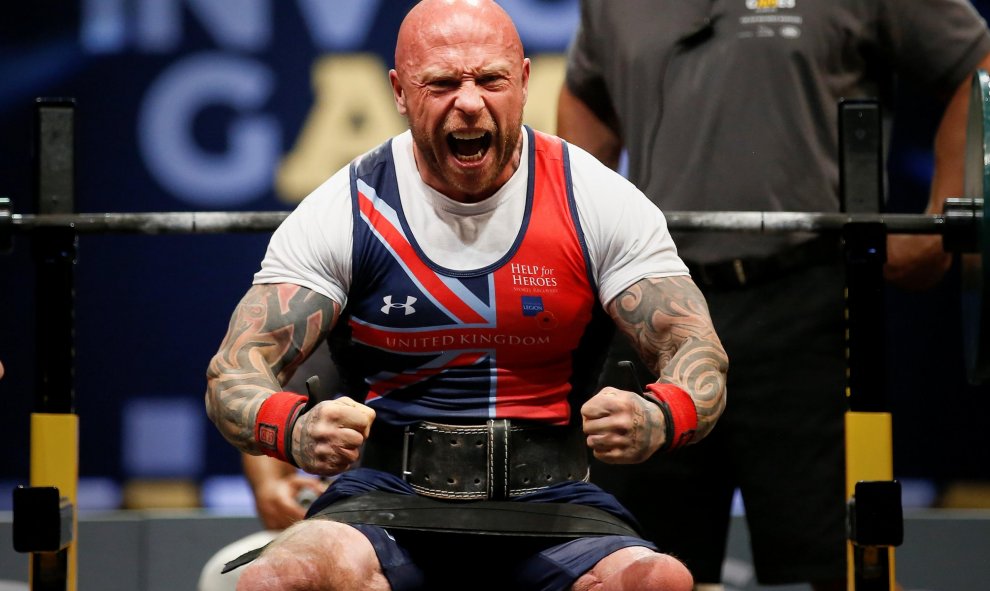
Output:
[447, 130, 492, 162]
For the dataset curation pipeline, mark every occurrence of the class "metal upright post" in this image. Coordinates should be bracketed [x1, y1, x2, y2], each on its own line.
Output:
[839, 98, 903, 591]
[19, 98, 80, 591]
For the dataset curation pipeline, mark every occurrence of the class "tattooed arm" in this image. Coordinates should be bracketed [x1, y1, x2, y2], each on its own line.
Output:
[582, 275, 728, 463]
[610, 275, 727, 439]
[205, 283, 375, 475]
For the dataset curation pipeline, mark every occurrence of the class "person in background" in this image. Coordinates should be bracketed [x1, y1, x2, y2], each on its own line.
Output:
[556, 1, 990, 590]
[203, 0, 728, 589]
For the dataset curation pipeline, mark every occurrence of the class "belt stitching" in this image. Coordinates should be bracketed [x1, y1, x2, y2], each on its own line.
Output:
[501, 420, 509, 499]
[487, 421, 494, 499]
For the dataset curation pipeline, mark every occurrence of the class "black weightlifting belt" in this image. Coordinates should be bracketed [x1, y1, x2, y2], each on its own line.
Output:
[686, 235, 840, 290]
[361, 419, 591, 501]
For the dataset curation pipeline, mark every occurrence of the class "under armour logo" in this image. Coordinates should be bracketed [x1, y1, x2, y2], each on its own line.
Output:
[381, 295, 417, 315]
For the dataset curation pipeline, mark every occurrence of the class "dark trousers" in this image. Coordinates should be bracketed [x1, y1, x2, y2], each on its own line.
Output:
[593, 261, 848, 584]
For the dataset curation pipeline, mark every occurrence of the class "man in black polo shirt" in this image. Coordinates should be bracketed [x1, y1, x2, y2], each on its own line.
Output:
[558, 1, 990, 589]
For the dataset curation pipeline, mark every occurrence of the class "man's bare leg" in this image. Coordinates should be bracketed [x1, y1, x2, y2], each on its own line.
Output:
[571, 546, 694, 591]
[236, 520, 390, 591]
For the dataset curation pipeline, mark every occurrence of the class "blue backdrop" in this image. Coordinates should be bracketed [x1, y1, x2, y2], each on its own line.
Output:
[1, 1, 988, 498]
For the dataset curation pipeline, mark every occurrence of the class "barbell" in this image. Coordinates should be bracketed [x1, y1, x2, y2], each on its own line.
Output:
[0, 197, 986, 381]
[0, 201, 981, 238]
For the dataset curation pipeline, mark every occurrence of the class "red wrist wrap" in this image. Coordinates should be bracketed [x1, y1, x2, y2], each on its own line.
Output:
[255, 392, 308, 466]
[645, 383, 698, 452]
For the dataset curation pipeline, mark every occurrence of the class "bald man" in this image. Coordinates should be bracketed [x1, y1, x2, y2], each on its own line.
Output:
[205, 1, 727, 589]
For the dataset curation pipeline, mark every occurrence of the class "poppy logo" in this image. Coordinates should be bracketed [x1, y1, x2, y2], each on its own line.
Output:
[536, 310, 558, 330]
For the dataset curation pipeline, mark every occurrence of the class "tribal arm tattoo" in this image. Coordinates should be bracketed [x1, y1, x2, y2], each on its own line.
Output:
[205, 284, 337, 453]
[607, 275, 728, 441]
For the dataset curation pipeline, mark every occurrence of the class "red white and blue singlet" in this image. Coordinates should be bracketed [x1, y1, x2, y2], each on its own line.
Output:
[331, 127, 614, 426]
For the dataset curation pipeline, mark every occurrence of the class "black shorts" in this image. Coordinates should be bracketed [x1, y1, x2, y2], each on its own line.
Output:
[307, 468, 657, 591]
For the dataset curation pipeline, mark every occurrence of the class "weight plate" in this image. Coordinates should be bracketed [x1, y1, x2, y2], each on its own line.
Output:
[962, 69, 990, 384]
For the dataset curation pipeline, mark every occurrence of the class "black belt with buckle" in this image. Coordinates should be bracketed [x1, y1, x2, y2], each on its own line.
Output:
[686, 236, 840, 290]
[360, 419, 590, 501]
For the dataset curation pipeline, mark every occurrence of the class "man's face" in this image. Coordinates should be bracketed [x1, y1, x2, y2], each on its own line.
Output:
[391, 16, 529, 203]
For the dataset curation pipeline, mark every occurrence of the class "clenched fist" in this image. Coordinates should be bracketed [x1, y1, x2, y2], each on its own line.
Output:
[581, 387, 665, 464]
[291, 397, 376, 476]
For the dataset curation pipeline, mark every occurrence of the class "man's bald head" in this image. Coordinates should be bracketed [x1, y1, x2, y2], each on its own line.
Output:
[394, 0, 524, 76]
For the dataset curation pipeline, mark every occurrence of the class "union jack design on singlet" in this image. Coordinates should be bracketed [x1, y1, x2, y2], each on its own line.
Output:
[332, 127, 612, 426]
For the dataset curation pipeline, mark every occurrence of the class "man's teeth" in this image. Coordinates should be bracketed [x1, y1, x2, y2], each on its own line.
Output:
[459, 149, 484, 161]
[452, 131, 485, 140]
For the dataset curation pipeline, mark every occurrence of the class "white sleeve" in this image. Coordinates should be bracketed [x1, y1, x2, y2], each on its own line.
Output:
[252, 167, 353, 309]
[568, 143, 689, 307]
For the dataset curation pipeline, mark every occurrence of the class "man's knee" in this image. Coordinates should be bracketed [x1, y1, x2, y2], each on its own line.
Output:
[575, 547, 694, 591]
[236, 520, 388, 591]
[614, 553, 693, 591]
